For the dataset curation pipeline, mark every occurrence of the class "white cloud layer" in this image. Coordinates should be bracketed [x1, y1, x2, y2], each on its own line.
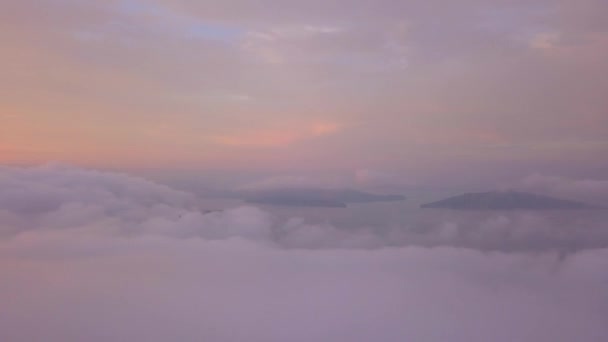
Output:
[2, 165, 608, 252]
[1, 165, 608, 341]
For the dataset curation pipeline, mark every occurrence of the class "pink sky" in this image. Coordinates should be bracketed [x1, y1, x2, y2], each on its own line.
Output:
[1, 0, 607, 182]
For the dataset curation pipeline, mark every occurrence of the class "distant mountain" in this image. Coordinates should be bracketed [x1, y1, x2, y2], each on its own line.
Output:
[244, 188, 405, 208]
[421, 191, 596, 210]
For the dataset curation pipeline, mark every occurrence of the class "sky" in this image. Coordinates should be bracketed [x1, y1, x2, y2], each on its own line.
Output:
[2, 3, 608, 339]
[1, 0, 607, 186]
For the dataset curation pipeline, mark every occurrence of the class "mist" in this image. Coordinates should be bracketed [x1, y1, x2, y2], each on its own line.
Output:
[1, 165, 608, 341]
[2, 0, 608, 339]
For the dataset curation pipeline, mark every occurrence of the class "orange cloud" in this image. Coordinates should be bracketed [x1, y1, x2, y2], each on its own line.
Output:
[211, 121, 342, 148]
[211, 130, 301, 147]
[311, 122, 341, 136]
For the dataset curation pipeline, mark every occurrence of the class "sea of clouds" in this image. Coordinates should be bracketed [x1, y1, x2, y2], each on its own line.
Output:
[1, 165, 607, 342]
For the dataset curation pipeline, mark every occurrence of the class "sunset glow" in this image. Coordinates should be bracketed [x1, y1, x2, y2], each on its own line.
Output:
[1, 2, 608, 341]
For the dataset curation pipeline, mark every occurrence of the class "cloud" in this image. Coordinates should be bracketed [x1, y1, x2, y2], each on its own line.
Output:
[2, 165, 608, 254]
[1, 0, 607, 174]
[1, 165, 608, 341]
[1, 232, 608, 342]
[529, 32, 562, 50]
[241, 23, 408, 70]
[210, 121, 343, 148]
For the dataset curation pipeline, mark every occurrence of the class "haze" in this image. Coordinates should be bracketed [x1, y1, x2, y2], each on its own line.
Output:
[1, 1, 608, 341]
[2, 0, 607, 185]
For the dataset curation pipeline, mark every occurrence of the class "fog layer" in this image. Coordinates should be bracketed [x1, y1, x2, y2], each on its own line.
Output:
[1, 165, 607, 342]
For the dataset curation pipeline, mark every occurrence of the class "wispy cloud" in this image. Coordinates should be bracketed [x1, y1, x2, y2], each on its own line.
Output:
[211, 121, 343, 148]
[0, 0, 607, 179]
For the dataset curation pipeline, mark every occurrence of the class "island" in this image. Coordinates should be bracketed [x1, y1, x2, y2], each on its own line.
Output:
[243, 188, 405, 208]
[421, 190, 596, 210]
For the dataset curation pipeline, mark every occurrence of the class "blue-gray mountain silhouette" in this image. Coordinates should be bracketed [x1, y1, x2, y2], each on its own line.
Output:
[244, 188, 405, 207]
[421, 191, 595, 210]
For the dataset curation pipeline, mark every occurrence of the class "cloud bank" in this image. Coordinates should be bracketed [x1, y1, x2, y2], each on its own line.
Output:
[2, 165, 608, 252]
[1, 165, 608, 341]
